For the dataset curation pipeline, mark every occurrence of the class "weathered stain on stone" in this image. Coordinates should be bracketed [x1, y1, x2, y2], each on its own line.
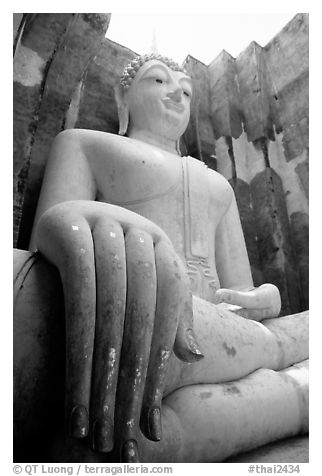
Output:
[289, 211, 309, 311]
[208, 50, 243, 139]
[182, 56, 217, 166]
[82, 13, 111, 32]
[75, 38, 136, 133]
[236, 42, 275, 143]
[250, 167, 302, 315]
[295, 160, 309, 201]
[282, 122, 307, 161]
[232, 177, 263, 286]
[199, 391, 212, 399]
[223, 384, 241, 396]
[14, 45, 45, 87]
[222, 341, 237, 357]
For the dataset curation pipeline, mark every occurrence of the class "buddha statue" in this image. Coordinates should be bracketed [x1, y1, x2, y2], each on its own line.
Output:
[14, 53, 308, 463]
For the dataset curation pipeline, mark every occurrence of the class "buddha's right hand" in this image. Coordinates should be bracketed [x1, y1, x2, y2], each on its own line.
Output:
[35, 200, 203, 462]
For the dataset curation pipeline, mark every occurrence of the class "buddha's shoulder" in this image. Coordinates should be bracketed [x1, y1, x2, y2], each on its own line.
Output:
[60, 129, 136, 152]
[66, 129, 131, 154]
[185, 156, 233, 201]
[71, 130, 172, 168]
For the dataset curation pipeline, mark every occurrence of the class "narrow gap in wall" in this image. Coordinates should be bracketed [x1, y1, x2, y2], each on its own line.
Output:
[254, 137, 271, 168]
[225, 136, 237, 187]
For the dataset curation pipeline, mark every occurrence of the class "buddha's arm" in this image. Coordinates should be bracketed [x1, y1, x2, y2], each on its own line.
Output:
[31, 129, 203, 461]
[29, 130, 97, 251]
[214, 190, 281, 320]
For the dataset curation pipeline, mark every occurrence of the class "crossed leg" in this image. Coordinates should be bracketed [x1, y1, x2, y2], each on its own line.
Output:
[162, 296, 308, 396]
[46, 300, 308, 462]
[138, 359, 308, 462]
[14, 250, 309, 462]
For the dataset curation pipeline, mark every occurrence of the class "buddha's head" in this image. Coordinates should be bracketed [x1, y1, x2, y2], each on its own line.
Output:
[115, 54, 193, 145]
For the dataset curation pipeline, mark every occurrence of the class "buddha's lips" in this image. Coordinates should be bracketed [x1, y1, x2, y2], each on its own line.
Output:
[161, 98, 185, 113]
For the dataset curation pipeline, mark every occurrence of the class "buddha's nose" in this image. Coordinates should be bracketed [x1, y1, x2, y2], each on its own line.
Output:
[167, 88, 182, 102]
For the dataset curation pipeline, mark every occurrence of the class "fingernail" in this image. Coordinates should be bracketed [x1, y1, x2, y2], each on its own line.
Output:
[70, 405, 89, 438]
[121, 439, 140, 463]
[148, 407, 162, 441]
[186, 329, 204, 361]
[92, 417, 114, 453]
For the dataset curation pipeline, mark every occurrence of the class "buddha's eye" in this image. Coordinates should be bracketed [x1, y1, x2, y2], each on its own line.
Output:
[155, 78, 163, 84]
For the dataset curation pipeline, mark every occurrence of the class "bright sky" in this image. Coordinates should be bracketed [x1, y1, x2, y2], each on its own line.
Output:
[106, 13, 296, 65]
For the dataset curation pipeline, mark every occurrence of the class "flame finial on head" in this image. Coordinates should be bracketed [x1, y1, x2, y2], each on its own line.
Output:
[119, 53, 188, 90]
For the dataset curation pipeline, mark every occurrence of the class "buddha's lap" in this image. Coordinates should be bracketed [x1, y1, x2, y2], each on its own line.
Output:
[13, 250, 308, 435]
[163, 296, 309, 395]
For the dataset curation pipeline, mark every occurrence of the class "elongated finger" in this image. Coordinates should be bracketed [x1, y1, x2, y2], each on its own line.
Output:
[61, 218, 96, 440]
[37, 209, 96, 440]
[173, 259, 204, 363]
[140, 239, 182, 441]
[115, 228, 157, 463]
[90, 218, 126, 453]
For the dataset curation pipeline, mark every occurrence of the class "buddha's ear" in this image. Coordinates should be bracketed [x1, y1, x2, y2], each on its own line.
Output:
[114, 84, 129, 136]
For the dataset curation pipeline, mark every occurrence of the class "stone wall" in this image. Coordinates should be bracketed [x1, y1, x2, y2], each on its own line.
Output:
[182, 14, 309, 314]
[13, 13, 112, 248]
[13, 13, 309, 314]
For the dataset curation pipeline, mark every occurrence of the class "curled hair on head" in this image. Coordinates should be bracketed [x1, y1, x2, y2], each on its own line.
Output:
[119, 53, 188, 90]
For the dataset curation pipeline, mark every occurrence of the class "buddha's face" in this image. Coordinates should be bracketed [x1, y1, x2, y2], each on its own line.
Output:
[124, 60, 193, 141]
